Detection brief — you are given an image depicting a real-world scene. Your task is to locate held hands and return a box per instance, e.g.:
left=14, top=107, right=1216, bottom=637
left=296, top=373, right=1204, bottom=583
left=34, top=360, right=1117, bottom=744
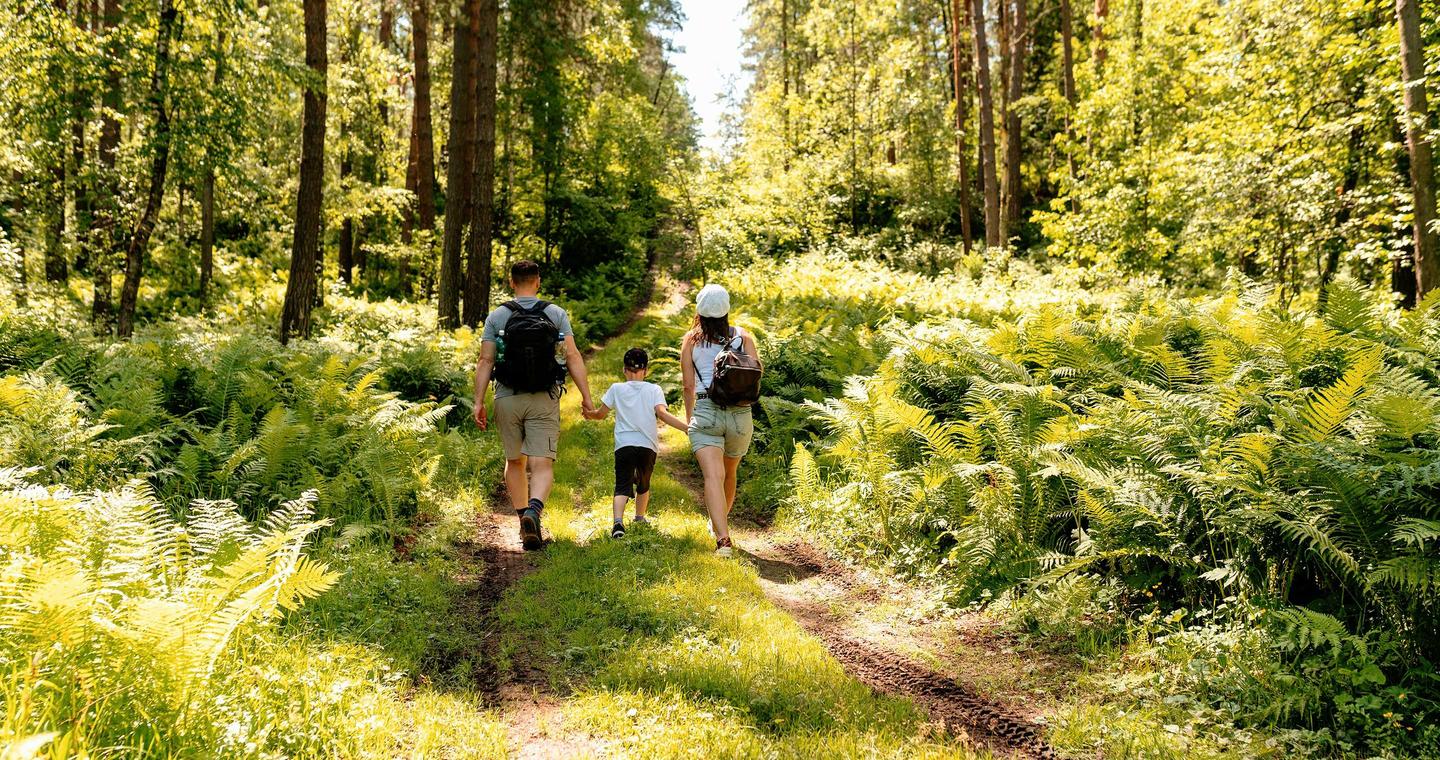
left=581, top=399, right=603, bottom=420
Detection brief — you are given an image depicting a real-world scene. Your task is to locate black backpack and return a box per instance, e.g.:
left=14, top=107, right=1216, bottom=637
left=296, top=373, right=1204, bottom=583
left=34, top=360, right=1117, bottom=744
left=706, top=330, right=763, bottom=407
left=494, top=300, right=566, bottom=393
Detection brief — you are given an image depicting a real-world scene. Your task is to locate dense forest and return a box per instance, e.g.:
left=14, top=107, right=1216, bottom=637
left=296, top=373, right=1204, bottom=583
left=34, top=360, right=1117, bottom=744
left=1, top=0, right=1438, bottom=757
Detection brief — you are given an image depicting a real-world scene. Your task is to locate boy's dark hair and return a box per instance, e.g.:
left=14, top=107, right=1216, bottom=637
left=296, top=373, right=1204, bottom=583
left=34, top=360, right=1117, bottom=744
left=510, top=259, right=541, bottom=285
left=623, top=347, right=649, bottom=371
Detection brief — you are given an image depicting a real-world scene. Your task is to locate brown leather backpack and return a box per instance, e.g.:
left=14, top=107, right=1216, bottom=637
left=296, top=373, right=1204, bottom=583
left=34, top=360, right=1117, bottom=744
left=707, top=331, right=763, bottom=407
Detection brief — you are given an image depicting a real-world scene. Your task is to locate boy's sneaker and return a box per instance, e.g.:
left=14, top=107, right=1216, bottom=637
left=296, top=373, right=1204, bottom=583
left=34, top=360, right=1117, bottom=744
left=519, top=507, right=543, bottom=551
left=715, top=536, right=734, bottom=558
left=611, top=520, right=626, bottom=539
left=632, top=515, right=649, bottom=528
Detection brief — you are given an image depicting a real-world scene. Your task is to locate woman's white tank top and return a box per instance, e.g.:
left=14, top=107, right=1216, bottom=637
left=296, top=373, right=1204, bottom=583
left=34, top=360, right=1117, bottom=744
left=692, top=328, right=742, bottom=389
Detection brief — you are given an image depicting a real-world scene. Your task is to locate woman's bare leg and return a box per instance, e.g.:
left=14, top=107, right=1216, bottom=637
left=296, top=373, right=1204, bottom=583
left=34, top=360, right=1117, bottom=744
left=723, top=455, right=741, bottom=516
left=695, top=446, right=729, bottom=540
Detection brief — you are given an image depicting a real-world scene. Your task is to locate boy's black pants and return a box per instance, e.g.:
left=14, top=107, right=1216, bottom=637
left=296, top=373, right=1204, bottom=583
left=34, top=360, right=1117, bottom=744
left=613, top=445, right=658, bottom=498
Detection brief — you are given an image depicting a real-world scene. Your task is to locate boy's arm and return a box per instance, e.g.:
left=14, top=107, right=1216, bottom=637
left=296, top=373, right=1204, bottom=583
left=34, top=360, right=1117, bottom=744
left=655, top=404, right=687, bottom=432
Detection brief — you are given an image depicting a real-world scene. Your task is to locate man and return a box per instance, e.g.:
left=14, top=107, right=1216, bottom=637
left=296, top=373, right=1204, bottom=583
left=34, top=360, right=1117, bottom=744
left=474, top=259, right=594, bottom=549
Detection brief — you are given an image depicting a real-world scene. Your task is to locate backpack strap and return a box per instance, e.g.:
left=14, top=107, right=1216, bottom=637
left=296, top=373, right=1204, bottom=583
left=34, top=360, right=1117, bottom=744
left=502, top=299, right=551, bottom=314
left=727, top=327, right=744, bottom=353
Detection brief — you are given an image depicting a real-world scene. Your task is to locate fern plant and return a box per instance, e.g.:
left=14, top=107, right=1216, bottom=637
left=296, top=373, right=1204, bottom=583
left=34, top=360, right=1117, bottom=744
left=0, top=471, right=336, bottom=753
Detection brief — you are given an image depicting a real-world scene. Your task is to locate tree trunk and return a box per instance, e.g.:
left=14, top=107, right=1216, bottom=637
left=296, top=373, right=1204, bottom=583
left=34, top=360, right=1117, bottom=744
left=847, top=0, right=860, bottom=235
left=1060, top=0, right=1077, bottom=211
left=463, top=0, right=498, bottom=328
left=1001, top=0, right=1026, bottom=246
left=781, top=0, right=791, bottom=170
left=44, top=0, right=68, bottom=284
left=1395, top=0, right=1438, bottom=300
left=279, top=0, right=328, bottom=344
left=439, top=0, right=478, bottom=329
left=93, top=0, right=121, bottom=329
left=970, top=0, right=1001, bottom=249
left=1318, top=99, right=1364, bottom=310
left=948, top=0, right=974, bottom=253
left=199, top=30, right=224, bottom=302
left=405, top=0, right=436, bottom=295
left=1093, top=0, right=1108, bottom=72
left=116, top=0, right=179, bottom=338
left=70, top=0, right=93, bottom=279
left=338, top=149, right=354, bottom=284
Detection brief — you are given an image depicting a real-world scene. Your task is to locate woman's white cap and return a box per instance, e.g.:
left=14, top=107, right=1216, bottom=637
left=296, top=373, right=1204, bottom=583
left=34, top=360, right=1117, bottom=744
left=696, top=284, right=730, bottom=318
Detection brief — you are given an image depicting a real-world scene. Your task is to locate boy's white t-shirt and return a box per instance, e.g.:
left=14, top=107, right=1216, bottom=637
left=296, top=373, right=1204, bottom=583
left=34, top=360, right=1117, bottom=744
left=601, top=380, right=667, bottom=451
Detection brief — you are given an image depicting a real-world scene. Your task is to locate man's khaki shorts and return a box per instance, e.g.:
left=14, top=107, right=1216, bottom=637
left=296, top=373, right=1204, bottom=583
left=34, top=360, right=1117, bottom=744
left=494, top=392, right=560, bottom=461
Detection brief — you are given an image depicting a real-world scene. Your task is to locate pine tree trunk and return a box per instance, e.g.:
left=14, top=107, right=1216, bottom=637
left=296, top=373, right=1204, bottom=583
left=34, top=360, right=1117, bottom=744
left=463, top=0, right=498, bottom=328
left=1395, top=0, right=1438, bottom=300
left=116, top=0, right=179, bottom=338
left=439, top=0, right=478, bottom=329
left=279, top=0, right=328, bottom=344
left=949, top=0, right=974, bottom=253
left=405, top=0, right=436, bottom=295
left=1001, top=0, right=1026, bottom=246
left=970, top=0, right=1001, bottom=249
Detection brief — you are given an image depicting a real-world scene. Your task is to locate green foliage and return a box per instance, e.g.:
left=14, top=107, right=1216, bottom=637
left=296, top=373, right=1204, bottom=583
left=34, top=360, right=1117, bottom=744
left=0, top=474, right=337, bottom=754
left=712, top=253, right=1440, bottom=755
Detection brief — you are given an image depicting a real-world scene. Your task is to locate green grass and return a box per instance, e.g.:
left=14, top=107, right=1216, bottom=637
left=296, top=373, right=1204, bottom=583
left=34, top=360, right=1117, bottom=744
left=488, top=279, right=983, bottom=758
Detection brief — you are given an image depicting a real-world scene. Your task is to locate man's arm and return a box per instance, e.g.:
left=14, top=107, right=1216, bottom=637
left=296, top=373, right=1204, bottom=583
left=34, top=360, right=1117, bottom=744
left=473, top=340, right=497, bottom=429
left=655, top=404, right=687, bottom=432
left=562, top=335, right=594, bottom=412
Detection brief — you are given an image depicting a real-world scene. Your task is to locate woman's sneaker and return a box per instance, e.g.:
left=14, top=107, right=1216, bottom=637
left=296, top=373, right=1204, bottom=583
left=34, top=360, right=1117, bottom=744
left=611, top=520, right=626, bottom=539
left=715, top=536, right=734, bottom=558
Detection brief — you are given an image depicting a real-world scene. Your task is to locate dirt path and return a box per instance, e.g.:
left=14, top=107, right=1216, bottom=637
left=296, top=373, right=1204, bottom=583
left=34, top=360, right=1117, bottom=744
left=454, top=263, right=673, bottom=758
left=461, top=500, right=606, bottom=759
left=458, top=256, right=1067, bottom=758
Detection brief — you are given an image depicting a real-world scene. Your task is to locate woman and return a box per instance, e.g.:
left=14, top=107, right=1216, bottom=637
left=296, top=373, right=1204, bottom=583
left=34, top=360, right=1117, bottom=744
left=681, top=284, right=761, bottom=558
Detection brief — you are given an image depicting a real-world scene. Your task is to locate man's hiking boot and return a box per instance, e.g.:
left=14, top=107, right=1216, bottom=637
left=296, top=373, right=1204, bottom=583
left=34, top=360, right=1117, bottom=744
left=519, top=507, right=543, bottom=551
left=611, top=520, right=626, bottom=539
left=715, top=536, right=734, bottom=558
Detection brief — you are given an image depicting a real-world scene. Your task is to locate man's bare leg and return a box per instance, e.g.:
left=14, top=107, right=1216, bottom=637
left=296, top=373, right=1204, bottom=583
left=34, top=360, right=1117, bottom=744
left=504, top=455, right=529, bottom=511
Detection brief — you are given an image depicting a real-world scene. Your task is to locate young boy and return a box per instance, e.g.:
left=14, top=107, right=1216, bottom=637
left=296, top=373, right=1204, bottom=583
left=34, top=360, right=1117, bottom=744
left=584, top=348, right=687, bottom=538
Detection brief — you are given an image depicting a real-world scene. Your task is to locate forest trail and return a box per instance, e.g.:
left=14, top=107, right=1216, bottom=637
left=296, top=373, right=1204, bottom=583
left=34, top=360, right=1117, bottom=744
left=457, top=267, right=1069, bottom=759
